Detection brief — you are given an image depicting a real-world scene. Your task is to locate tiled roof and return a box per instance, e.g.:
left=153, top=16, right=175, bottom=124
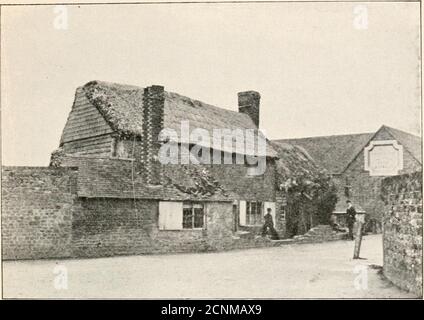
left=274, top=126, right=421, bottom=174
left=55, top=154, right=232, bottom=201
left=383, top=126, right=422, bottom=163
left=274, top=132, right=374, bottom=174
left=81, top=81, right=277, bottom=158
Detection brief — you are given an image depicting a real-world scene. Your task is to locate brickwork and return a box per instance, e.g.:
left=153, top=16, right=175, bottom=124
left=238, top=91, right=260, bottom=127
left=142, top=85, right=165, bottom=185
left=72, top=199, right=235, bottom=257
left=1, top=167, right=78, bottom=260
left=381, top=171, right=422, bottom=296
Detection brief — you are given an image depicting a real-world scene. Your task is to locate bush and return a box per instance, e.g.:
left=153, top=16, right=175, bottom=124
left=280, top=171, right=338, bottom=230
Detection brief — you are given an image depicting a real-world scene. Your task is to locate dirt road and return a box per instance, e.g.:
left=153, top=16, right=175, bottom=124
left=2, top=235, right=418, bottom=299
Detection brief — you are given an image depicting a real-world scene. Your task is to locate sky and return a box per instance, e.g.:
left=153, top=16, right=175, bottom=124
left=1, top=1, right=421, bottom=166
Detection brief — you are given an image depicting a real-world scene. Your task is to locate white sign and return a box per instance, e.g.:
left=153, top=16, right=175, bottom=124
left=364, top=140, right=403, bottom=176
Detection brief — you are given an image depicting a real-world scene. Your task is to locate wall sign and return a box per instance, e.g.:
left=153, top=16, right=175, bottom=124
left=364, top=140, right=403, bottom=176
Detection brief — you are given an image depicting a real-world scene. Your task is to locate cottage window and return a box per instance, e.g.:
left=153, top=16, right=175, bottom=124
left=246, top=201, right=263, bottom=225
left=239, top=201, right=276, bottom=226
left=182, top=203, right=205, bottom=229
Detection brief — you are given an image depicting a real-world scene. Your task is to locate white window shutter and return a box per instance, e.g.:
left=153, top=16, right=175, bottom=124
left=264, top=201, right=276, bottom=223
left=159, top=201, right=183, bottom=230
left=239, top=200, right=247, bottom=226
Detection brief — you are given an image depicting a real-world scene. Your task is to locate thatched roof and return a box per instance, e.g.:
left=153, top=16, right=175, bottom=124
left=271, top=141, right=323, bottom=185
left=80, top=81, right=277, bottom=157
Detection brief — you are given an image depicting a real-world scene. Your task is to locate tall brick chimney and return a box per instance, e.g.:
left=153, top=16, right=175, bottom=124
left=142, top=85, right=165, bottom=185
left=238, top=91, right=260, bottom=128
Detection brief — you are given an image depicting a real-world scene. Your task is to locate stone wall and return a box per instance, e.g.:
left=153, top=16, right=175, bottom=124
left=381, top=171, right=422, bottom=296
left=1, top=166, right=78, bottom=260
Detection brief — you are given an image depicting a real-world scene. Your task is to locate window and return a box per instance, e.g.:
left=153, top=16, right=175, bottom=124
left=183, top=203, right=205, bottom=229
left=246, top=201, right=263, bottom=225
left=239, top=201, right=276, bottom=226
left=159, top=201, right=205, bottom=230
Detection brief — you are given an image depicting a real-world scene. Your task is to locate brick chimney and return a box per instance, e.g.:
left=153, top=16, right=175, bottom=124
left=142, top=85, right=165, bottom=185
left=238, top=91, right=260, bottom=128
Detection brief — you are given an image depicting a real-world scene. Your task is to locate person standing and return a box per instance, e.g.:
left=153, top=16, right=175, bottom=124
left=346, top=200, right=357, bottom=240
left=262, top=208, right=279, bottom=240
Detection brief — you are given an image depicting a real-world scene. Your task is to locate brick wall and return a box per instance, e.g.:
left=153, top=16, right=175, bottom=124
left=208, top=159, right=276, bottom=201
left=3, top=160, right=278, bottom=259
left=1, top=166, right=78, bottom=260
left=381, top=171, right=422, bottom=296
left=72, top=198, right=234, bottom=257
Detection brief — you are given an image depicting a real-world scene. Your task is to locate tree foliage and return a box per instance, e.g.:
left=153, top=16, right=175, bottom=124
left=280, top=170, right=338, bottom=226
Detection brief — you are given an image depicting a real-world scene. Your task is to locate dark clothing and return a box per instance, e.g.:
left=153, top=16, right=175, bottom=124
left=346, top=206, right=357, bottom=240
left=262, top=213, right=279, bottom=240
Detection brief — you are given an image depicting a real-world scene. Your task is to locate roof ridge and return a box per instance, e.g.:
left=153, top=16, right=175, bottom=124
left=84, top=80, right=246, bottom=119
left=83, top=80, right=143, bottom=91
left=382, top=125, right=421, bottom=139
left=165, top=90, right=243, bottom=117
left=273, top=131, right=374, bottom=142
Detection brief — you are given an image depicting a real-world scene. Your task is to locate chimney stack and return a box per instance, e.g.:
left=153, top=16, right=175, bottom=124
left=142, top=85, right=165, bottom=185
left=238, top=91, right=260, bottom=128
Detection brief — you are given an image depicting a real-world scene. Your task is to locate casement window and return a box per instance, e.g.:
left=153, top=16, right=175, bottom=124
left=247, top=201, right=263, bottom=225
left=158, top=201, right=205, bottom=230
left=239, top=201, right=276, bottom=226
left=183, top=203, right=205, bottom=229
left=239, top=201, right=263, bottom=226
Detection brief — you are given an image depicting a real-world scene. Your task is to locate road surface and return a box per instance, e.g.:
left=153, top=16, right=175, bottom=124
left=2, top=235, right=418, bottom=299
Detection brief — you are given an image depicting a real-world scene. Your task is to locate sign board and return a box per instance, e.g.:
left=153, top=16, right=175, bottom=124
left=364, top=140, right=403, bottom=176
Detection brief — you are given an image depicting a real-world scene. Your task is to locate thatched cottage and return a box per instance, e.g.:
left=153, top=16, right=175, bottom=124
left=4, top=81, right=324, bottom=260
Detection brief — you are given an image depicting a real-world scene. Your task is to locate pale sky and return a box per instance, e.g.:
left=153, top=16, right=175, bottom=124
left=1, top=1, right=421, bottom=166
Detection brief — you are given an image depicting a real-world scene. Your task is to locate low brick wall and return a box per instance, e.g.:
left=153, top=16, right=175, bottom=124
left=1, top=166, right=78, bottom=260
left=72, top=199, right=234, bottom=257
left=381, top=171, right=423, bottom=296
left=1, top=167, right=238, bottom=259
left=3, top=165, right=342, bottom=260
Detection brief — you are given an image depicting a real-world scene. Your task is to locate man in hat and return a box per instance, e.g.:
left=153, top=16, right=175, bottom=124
left=346, top=200, right=357, bottom=240
left=262, top=207, right=279, bottom=240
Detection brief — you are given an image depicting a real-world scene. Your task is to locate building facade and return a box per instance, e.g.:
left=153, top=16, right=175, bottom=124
left=3, top=81, right=294, bottom=260
left=274, top=125, right=422, bottom=232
